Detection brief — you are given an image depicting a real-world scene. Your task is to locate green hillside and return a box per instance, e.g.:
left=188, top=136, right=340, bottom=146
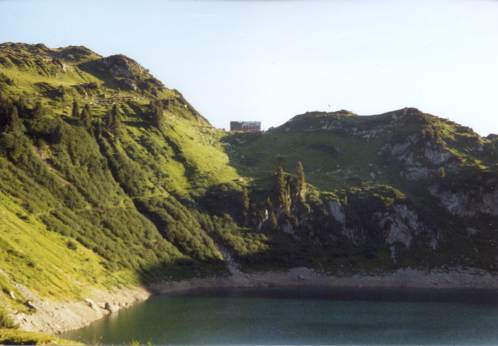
left=0, top=43, right=245, bottom=329
left=0, top=42, right=497, bottom=337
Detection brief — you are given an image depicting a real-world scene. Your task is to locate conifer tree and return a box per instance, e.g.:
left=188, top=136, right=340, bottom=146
left=111, top=104, right=121, bottom=130
left=32, top=101, right=43, bottom=119
left=6, top=105, right=23, bottom=133
left=265, top=196, right=273, bottom=212
left=269, top=211, right=278, bottom=231
left=249, top=202, right=258, bottom=226
left=241, top=188, right=250, bottom=211
left=80, top=104, right=92, bottom=128
left=105, top=104, right=121, bottom=134
left=71, top=99, right=80, bottom=118
left=14, top=97, right=27, bottom=117
left=275, top=165, right=289, bottom=214
left=262, top=196, right=278, bottom=231
left=104, top=108, right=113, bottom=128
left=241, top=188, right=250, bottom=224
left=296, top=161, right=306, bottom=201
left=150, top=100, right=164, bottom=129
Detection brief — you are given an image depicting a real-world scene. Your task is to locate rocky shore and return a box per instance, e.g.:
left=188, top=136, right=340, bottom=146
left=14, top=267, right=498, bottom=335
left=12, top=286, right=150, bottom=334
left=150, top=267, right=498, bottom=294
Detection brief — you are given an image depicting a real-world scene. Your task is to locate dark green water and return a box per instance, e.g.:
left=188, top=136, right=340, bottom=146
left=63, top=288, right=498, bottom=345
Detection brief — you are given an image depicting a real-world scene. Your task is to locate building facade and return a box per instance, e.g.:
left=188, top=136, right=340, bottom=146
left=230, top=121, right=261, bottom=132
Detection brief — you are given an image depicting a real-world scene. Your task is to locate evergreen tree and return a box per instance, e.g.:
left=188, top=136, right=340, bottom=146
left=269, top=211, right=278, bottom=231
left=275, top=165, right=289, bottom=214
left=262, top=196, right=278, bottom=231
left=71, top=99, right=80, bottom=118
left=6, top=105, right=23, bottom=133
left=57, top=86, right=65, bottom=101
left=32, top=101, right=43, bottom=119
left=80, top=104, right=92, bottom=128
left=296, top=161, right=306, bottom=201
left=105, top=104, right=122, bottom=134
left=14, top=97, right=27, bottom=117
left=150, top=100, right=164, bottom=128
left=265, top=196, right=273, bottom=212
left=249, top=202, right=258, bottom=226
left=241, top=188, right=250, bottom=211
left=240, top=188, right=250, bottom=224
left=111, top=104, right=121, bottom=130
left=104, top=108, right=113, bottom=128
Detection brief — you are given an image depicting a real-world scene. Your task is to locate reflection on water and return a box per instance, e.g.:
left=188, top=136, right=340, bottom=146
left=63, top=287, right=498, bottom=345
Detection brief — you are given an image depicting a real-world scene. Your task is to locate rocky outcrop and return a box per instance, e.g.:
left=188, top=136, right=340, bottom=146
left=54, top=45, right=100, bottom=62
left=376, top=205, right=422, bottom=248
left=79, top=54, right=164, bottom=94
left=327, top=199, right=345, bottom=226
left=429, top=183, right=498, bottom=217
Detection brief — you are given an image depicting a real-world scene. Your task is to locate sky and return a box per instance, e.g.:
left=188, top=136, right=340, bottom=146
left=0, top=0, right=497, bottom=135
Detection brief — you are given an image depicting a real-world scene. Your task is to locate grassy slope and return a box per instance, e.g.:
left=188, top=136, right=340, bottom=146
left=224, top=109, right=495, bottom=191
left=0, top=328, right=80, bottom=345
left=223, top=130, right=387, bottom=190
left=0, top=43, right=244, bottom=333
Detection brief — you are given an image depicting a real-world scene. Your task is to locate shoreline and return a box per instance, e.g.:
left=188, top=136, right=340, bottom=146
left=149, top=267, right=498, bottom=294
left=13, top=286, right=150, bottom=335
left=14, top=267, right=498, bottom=335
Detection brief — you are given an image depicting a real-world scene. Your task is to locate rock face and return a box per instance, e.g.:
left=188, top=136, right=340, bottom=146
left=328, top=199, right=346, bottom=226
left=429, top=180, right=498, bottom=217
left=79, top=54, right=164, bottom=94
left=377, top=204, right=424, bottom=248
left=54, top=45, right=100, bottom=62
left=0, top=42, right=100, bottom=76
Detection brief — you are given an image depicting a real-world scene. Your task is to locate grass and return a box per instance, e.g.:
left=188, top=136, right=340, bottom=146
left=0, top=308, right=16, bottom=329
left=0, top=329, right=81, bottom=345
left=0, top=190, right=133, bottom=302
left=223, top=129, right=387, bottom=191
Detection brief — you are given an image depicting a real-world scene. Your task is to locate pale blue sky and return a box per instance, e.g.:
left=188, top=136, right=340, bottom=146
left=0, top=0, right=497, bottom=135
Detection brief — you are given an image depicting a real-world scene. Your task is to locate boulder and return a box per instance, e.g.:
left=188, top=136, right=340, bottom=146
left=104, top=302, right=116, bottom=313
left=25, top=300, right=37, bottom=310
left=84, top=299, right=97, bottom=311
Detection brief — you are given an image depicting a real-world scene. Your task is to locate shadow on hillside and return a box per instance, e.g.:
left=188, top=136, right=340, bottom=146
left=220, top=131, right=275, bottom=182
left=125, top=120, right=149, bottom=128
left=136, top=258, right=229, bottom=288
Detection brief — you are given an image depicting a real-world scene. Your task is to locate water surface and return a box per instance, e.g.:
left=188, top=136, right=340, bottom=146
left=64, top=287, right=498, bottom=345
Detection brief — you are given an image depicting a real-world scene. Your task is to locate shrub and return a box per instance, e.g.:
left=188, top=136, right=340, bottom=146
left=0, top=308, right=16, bottom=329
left=66, top=240, right=78, bottom=251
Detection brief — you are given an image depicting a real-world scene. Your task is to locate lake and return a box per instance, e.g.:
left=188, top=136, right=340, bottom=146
left=63, top=287, right=498, bottom=345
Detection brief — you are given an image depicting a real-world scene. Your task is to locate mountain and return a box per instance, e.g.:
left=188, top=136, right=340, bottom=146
left=0, top=43, right=497, bottom=338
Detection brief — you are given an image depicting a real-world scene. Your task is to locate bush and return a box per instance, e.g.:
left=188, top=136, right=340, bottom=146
left=66, top=240, right=78, bottom=251
left=0, top=308, right=16, bottom=329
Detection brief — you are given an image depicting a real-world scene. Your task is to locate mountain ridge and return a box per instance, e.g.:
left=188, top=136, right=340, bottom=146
left=0, top=43, right=497, bottom=338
